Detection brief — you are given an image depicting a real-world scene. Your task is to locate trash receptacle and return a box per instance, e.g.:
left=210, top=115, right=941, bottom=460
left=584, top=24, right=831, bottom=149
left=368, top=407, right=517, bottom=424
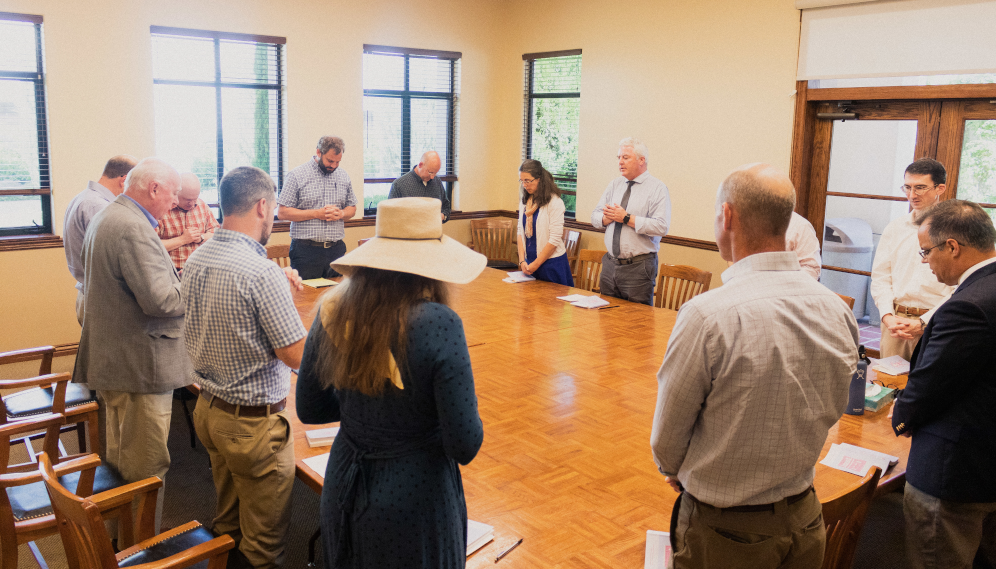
left=821, top=218, right=874, bottom=319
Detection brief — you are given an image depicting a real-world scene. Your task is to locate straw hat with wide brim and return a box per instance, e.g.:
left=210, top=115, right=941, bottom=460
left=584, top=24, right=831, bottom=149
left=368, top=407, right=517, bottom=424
left=331, top=197, right=487, bottom=284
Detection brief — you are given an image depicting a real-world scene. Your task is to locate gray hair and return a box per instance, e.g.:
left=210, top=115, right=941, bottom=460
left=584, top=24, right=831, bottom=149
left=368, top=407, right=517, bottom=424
left=718, top=164, right=796, bottom=239
left=317, top=136, right=345, bottom=155
left=220, top=166, right=277, bottom=217
left=915, top=199, right=996, bottom=251
left=619, top=137, right=649, bottom=163
left=124, top=158, right=180, bottom=195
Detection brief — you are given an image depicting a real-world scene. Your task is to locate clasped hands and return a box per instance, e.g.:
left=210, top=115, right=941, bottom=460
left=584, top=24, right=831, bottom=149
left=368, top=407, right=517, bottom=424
left=602, top=203, right=629, bottom=225
left=318, top=204, right=345, bottom=221
left=882, top=314, right=924, bottom=340
left=283, top=266, right=304, bottom=291
left=519, top=259, right=540, bottom=275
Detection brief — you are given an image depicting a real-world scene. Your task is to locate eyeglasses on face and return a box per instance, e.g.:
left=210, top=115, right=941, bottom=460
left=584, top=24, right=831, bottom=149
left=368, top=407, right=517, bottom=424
left=918, top=240, right=960, bottom=259
left=901, top=184, right=938, bottom=196
left=519, top=178, right=537, bottom=185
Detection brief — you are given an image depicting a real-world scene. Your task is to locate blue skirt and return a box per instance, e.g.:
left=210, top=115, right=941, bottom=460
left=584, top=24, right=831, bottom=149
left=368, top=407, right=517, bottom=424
left=530, top=252, right=574, bottom=286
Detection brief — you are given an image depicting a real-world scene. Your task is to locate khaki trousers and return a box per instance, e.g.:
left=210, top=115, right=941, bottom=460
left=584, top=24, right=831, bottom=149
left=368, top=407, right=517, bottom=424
left=100, top=390, right=173, bottom=533
left=193, top=397, right=295, bottom=569
left=75, top=289, right=85, bottom=326
left=878, top=321, right=917, bottom=360
left=905, top=482, right=996, bottom=569
left=673, top=491, right=825, bottom=569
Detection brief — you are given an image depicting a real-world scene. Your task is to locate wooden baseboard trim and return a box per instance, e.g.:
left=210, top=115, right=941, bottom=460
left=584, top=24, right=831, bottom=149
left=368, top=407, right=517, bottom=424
left=0, top=234, right=64, bottom=252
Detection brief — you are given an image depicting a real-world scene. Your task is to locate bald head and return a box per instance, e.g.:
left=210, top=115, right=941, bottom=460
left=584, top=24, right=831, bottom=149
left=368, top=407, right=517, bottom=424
left=415, top=151, right=442, bottom=182
left=124, top=158, right=182, bottom=220
left=178, top=172, right=202, bottom=211
left=718, top=163, right=796, bottom=238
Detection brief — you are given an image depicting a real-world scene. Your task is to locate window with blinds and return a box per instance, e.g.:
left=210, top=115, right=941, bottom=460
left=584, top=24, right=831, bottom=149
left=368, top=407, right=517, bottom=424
left=151, top=26, right=286, bottom=212
left=523, top=50, right=581, bottom=216
left=362, top=45, right=460, bottom=215
left=0, top=13, right=51, bottom=237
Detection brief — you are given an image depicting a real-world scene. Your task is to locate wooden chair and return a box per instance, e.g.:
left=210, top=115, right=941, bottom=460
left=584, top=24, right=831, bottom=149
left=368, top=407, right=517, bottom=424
left=836, top=293, right=856, bottom=310
left=357, top=238, right=371, bottom=247
left=265, top=244, right=291, bottom=268
left=38, top=451, right=234, bottom=569
left=654, top=264, right=712, bottom=311
left=574, top=250, right=605, bottom=292
left=562, top=229, right=581, bottom=277
left=468, top=218, right=518, bottom=269
left=820, top=466, right=882, bottom=569
left=1, top=414, right=149, bottom=569
left=0, top=351, right=100, bottom=456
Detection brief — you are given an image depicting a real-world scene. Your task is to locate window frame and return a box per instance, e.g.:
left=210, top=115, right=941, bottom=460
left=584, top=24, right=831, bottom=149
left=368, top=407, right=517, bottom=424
left=0, top=12, right=52, bottom=238
left=150, top=25, right=287, bottom=211
left=362, top=44, right=460, bottom=217
left=522, top=49, right=582, bottom=218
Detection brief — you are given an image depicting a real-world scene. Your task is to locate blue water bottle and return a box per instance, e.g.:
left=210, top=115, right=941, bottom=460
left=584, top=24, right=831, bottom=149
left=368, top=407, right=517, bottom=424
left=845, top=345, right=868, bottom=415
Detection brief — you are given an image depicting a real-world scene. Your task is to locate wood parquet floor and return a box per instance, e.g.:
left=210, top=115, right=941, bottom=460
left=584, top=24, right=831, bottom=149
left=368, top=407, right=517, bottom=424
left=289, top=268, right=910, bottom=567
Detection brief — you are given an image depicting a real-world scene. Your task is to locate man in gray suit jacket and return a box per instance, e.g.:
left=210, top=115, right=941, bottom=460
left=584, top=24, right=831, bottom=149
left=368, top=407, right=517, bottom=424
left=73, top=157, right=188, bottom=531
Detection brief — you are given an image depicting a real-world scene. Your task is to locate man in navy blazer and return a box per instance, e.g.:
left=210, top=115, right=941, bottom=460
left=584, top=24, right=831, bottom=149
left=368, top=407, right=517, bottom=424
left=892, top=199, right=996, bottom=569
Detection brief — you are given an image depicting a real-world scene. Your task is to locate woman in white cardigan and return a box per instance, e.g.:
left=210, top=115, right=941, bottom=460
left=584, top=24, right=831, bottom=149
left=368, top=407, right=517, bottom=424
left=516, top=159, right=574, bottom=286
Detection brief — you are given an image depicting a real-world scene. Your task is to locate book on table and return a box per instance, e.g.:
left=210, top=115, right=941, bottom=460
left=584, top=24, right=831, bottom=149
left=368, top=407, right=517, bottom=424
left=820, top=442, right=899, bottom=477
left=644, top=530, right=672, bottom=568
left=305, top=426, right=339, bottom=448
left=302, top=278, right=338, bottom=288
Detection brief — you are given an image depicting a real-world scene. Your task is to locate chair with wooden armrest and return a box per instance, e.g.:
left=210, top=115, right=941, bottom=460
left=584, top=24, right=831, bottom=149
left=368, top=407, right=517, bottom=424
left=0, top=362, right=99, bottom=456
left=1, top=414, right=149, bottom=569
left=574, top=250, right=605, bottom=293
left=468, top=218, right=519, bottom=269
left=835, top=293, right=856, bottom=310
left=265, top=244, right=291, bottom=268
left=357, top=237, right=371, bottom=247
left=39, top=452, right=234, bottom=569
left=562, top=229, right=581, bottom=277
left=654, top=264, right=713, bottom=311
left=820, top=466, right=882, bottom=569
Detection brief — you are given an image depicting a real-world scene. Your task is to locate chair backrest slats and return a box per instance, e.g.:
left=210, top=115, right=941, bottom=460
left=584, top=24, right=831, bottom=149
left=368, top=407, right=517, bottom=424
left=654, top=264, right=712, bottom=311
left=470, top=219, right=517, bottom=264
left=265, top=244, right=291, bottom=268
left=575, top=250, right=605, bottom=292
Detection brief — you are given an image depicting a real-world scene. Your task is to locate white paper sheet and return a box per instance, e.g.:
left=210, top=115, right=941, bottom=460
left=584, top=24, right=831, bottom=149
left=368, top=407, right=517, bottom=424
left=503, top=271, right=537, bottom=283
left=571, top=295, right=610, bottom=309
left=557, top=294, right=588, bottom=302
left=820, top=443, right=898, bottom=477
left=869, top=355, right=910, bottom=376
left=302, top=453, right=330, bottom=479
left=645, top=530, right=672, bottom=569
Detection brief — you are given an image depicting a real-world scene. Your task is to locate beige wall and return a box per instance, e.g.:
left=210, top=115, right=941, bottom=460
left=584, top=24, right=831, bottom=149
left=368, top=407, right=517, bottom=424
left=0, top=0, right=802, bottom=353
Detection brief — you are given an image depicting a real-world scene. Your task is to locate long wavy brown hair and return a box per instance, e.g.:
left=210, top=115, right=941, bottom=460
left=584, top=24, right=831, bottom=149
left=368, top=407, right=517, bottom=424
left=316, top=267, right=450, bottom=396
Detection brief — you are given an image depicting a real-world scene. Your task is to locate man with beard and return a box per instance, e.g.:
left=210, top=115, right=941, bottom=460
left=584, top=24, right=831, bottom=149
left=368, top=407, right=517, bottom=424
left=182, top=166, right=307, bottom=569
left=277, top=135, right=357, bottom=278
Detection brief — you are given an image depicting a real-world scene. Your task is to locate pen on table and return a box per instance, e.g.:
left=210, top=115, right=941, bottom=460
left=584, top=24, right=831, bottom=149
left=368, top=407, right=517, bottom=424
left=495, top=538, right=523, bottom=563
left=597, top=305, right=619, bottom=310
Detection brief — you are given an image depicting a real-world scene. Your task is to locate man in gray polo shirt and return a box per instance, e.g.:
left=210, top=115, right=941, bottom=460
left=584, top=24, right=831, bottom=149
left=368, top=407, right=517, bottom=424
left=591, top=137, right=672, bottom=305
left=276, top=135, right=357, bottom=279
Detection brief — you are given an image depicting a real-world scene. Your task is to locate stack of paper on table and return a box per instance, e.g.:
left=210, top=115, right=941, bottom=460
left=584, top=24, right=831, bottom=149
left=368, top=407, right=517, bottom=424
left=302, top=453, right=329, bottom=478
left=644, top=530, right=672, bottom=569
left=466, top=520, right=494, bottom=556
left=820, top=442, right=899, bottom=477
left=305, top=426, right=339, bottom=448
left=302, top=278, right=338, bottom=288
left=869, top=355, right=910, bottom=376
left=557, top=293, right=610, bottom=309
left=503, top=271, right=536, bottom=283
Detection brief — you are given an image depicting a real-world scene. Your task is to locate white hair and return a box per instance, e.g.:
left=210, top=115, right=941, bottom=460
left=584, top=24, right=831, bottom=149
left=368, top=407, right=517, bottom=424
left=125, top=158, right=180, bottom=195
left=618, top=137, right=649, bottom=163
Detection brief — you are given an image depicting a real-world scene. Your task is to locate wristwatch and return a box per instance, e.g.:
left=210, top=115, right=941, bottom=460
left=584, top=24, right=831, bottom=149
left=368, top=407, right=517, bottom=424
left=622, top=214, right=631, bottom=225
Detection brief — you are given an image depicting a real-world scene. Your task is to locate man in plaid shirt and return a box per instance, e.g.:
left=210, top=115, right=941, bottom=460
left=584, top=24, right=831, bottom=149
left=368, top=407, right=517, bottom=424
left=277, top=135, right=357, bottom=279
left=157, top=172, right=219, bottom=271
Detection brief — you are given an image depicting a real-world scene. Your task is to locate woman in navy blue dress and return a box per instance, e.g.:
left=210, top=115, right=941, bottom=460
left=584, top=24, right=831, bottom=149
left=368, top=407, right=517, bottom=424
left=516, top=159, right=574, bottom=286
left=296, top=197, right=487, bottom=569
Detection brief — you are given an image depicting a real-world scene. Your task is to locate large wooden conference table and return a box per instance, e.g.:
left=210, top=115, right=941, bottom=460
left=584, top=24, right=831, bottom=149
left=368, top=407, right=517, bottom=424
left=285, top=268, right=910, bottom=567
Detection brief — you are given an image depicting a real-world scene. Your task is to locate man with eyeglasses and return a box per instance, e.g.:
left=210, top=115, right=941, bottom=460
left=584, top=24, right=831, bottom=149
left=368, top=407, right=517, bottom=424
left=891, top=199, right=996, bottom=569
left=870, top=158, right=954, bottom=359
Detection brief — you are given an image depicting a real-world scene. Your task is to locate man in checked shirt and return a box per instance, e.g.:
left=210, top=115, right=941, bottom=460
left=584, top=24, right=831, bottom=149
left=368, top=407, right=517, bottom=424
left=156, top=172, right=219, bottom=273
left=277, top=135, right=358, bottom=279
left=183, top=166, right=307, bottom=569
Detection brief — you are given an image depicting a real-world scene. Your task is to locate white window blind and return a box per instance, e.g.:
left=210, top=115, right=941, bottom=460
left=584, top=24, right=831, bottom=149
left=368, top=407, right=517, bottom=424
left=798, top=0, right=996, bottom=80
left=151, top=26, right=286, bottom=209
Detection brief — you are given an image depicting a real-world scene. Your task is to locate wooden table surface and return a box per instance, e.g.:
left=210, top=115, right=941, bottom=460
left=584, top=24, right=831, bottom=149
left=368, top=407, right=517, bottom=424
left=286, top=268, right=910, bottom=568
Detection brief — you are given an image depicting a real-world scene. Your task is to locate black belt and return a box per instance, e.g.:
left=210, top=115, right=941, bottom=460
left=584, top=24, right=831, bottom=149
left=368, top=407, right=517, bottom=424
left=710, top=486, right=814, bottom=513
left=607, top=252, right=655, bottom=265
left=199, top=391, right=286, bottom=417
left=295, top=238, right=341, bottom=248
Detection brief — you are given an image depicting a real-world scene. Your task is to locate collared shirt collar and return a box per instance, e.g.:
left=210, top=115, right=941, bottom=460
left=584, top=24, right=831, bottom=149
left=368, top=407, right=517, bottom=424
left=957, top=256, right=996, bottom=285
left=122, top=195, right=159, bottom=228
left=721, top=251, right=801, bottom=284
left=88, top=180, right=116, bottom=202
left=627, top=170, right=651, bottom=185
left=212, top=228, right=267, bottom=257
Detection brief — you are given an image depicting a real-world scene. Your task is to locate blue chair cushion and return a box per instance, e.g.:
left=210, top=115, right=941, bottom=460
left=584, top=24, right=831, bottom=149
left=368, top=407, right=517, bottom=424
left=118, top=524, right=217, bottom=569
left=4, top=384, right=97, bottom=418
left=6, top=464, right=127, bottom=522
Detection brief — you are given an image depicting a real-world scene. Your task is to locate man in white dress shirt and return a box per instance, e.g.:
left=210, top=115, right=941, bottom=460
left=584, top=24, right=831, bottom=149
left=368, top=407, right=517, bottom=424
left=870, top=158, right=955, bottom=359
left=651, top=163, right=858, bottom=569
left=786, top=212, right=822, bottom=280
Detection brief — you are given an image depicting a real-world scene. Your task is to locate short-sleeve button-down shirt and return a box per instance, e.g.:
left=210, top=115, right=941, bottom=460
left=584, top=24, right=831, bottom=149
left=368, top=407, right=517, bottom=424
left=181, top=229, right=308, bottom=406
left=64, top=181, right=117, bottom=291
left=156, top=199, right=220, bottom=270
left=590, top=171, right=672, bottom=258
left=277, top=159, right=357, bottom=241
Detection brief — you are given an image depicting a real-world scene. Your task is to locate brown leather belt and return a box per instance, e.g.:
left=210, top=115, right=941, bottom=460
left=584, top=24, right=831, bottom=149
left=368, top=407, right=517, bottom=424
left=199, top=392, right=286, bottom=417
left=894, top=303, right=929, bottom=317
left=606, top=252, right=655, bottom=265
left=711, top=486, right=814, bottom=513
left=296, top=239, right=341, bottom=248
